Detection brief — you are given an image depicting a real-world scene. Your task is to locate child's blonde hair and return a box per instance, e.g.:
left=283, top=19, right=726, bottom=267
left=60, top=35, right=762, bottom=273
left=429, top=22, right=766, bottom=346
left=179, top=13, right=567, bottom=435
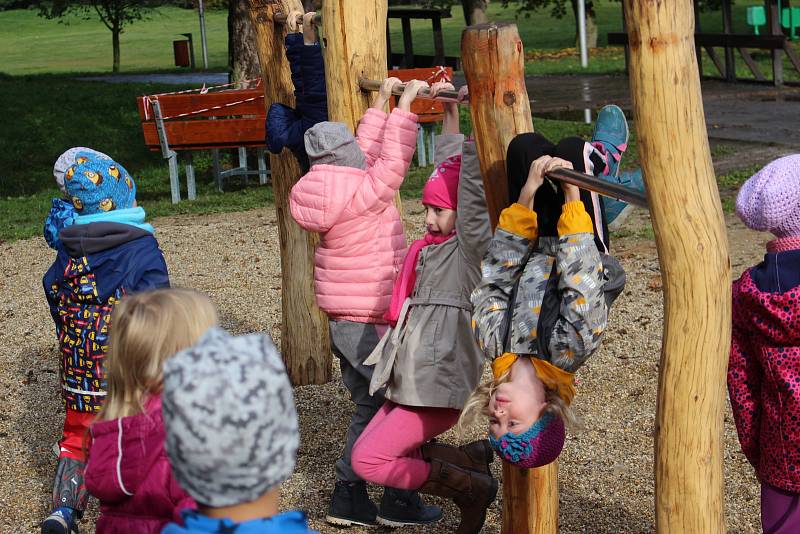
left=97, top=288, right=218, bottom=421
left=458, top=370, right=581, bottom=435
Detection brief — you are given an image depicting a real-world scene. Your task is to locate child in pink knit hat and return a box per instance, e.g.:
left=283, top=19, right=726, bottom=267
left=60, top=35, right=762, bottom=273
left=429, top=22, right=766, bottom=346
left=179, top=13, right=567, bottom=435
left=728, top=154, right=800, bottom=534
left=351, top=82, right=499, bottom=534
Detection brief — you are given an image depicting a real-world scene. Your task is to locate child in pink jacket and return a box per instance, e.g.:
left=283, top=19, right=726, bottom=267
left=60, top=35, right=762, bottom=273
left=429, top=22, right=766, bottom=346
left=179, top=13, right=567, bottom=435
left=289, top=78, right=441, bottom=528
left=83, top=289, right=218, bottom=534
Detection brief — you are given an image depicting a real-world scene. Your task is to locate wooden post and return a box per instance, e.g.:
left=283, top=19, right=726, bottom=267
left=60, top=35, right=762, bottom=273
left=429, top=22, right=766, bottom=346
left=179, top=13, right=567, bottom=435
left=249, top=0, right=331, bottom=385
left=623, top=1, right=730, bottom=532
left=462, top=23, right=558, bottom=534
left=768, top=0, right=785, bottom=85
left=320, top=1, right=389, bottom=132
left=721, top=0, right=736, bottom=82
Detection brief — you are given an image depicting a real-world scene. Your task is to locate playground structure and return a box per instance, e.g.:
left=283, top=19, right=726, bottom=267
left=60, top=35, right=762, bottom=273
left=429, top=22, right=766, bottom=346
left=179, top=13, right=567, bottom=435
left=249, top=0, right=730, bottom=532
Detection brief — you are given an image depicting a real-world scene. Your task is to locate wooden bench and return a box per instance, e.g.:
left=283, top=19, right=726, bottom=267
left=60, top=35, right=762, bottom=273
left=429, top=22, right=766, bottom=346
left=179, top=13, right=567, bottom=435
left=137, top=83, right=270, bottom=203
left=388, top=66, right=454, bottom=167
left=608, top=31, right=800, bottom=84
left=387, top=7, right=460, bottom=69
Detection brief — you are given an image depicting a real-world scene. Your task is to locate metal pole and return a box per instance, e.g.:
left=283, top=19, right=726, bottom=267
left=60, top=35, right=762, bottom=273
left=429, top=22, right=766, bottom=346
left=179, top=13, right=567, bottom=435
left=577, top=0, right=589, bottom=68
left=547, top=167, right=648, bottom=208
left=358, top=77, right=465, bottom=103
left=198, top=0, right=209, bottom=70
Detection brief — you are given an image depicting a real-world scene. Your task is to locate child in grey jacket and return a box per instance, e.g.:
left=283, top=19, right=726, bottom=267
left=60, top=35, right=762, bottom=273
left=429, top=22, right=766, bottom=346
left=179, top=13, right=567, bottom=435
left=467, top=133, right=626, bottom=470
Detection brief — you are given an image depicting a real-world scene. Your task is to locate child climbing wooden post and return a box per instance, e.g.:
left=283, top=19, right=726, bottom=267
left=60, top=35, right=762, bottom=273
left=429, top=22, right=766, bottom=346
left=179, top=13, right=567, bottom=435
left=248, top=0, right=331, bottom=385
left=623, top=0, right=730, bottom=531
left=461, top=22, right=559, bottom=534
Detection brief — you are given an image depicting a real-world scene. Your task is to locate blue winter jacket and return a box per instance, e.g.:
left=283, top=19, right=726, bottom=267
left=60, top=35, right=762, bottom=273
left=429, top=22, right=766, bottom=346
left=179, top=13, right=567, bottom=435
left=266, top=32, right=328, bottom=172
left=43, top=212, right=170, bottom=412
left=162, top=509, right=317, bottom=533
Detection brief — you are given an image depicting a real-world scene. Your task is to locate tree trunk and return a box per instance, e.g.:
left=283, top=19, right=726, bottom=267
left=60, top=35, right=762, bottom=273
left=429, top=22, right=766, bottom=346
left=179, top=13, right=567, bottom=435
left=461, top=0, right=489, bottom=26
left=623, top=0, right=730, bottom=531
left=112, top=25, right=121, bottom=73
left=229, top=0, right=261, bottom=85
left=248, top=0, right=332, bottom=385
left=570, top=0, right=598, bottom=49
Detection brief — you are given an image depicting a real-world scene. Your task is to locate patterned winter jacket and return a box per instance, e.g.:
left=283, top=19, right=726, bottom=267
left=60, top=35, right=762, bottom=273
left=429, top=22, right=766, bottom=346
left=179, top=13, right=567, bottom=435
left=43, top=213, right=170, bottom=412
left=289, top=108, right=416, bottom=323
left=471, top=201, right=625, bottom=398
left=728, top=240, right=800, bottom=493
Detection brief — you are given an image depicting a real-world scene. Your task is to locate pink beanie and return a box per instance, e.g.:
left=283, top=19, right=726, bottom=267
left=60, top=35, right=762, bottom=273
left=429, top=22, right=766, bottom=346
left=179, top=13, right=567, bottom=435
left=736, top=155, right=800, bottom=237
left=422, top=155, right=461, bottom=210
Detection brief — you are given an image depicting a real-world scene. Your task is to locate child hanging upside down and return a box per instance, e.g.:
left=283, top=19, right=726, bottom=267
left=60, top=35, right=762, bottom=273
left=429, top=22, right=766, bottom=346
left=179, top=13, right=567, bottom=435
left=465, top=129, right=627, bottom=470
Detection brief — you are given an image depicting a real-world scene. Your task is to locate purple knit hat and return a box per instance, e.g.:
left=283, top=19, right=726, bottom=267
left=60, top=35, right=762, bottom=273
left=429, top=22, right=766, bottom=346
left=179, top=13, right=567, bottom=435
left=736, top=155, right=800, bottom=237
left=489, top=412, right=566, bottom=468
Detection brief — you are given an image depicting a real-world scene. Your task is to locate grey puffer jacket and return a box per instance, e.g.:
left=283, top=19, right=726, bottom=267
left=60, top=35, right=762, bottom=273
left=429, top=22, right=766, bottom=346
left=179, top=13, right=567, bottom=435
left=364, top=134, right=491, bottom=409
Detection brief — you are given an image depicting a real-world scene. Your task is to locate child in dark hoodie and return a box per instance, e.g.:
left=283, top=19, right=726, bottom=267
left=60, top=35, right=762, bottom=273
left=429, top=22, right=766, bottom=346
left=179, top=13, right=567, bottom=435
left=41, top=152, right=170, bottom=534
left=265, top=10, right=327, bottom=173
left=84, top=289, right=217, bottom=533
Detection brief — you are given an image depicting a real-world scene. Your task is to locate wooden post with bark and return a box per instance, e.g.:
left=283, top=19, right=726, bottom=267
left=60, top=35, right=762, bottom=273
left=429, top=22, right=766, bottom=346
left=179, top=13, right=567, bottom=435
left=462, top=22, right=559, bottom=534
left=623, top=1, right=730, bottom=531
left=248, top=0, right=331, bottom=385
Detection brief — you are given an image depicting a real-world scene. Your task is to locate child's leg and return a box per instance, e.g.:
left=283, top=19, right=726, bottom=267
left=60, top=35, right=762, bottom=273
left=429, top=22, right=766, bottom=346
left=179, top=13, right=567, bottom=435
left=351, top=403, right=460, bottom=490
left=761, top=482, right=800, bottom=534
left=554, top=136, right=611, bottom=253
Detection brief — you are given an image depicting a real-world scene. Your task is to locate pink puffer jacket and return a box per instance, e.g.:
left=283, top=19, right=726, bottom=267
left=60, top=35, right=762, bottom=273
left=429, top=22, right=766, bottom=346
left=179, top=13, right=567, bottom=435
left=290, top=108, right=417, bottom=323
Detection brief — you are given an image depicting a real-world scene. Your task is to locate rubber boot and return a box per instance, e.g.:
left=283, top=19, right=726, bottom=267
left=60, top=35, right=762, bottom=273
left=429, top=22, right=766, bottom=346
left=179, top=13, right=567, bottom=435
left=42, top=457, right=88, bottom=534
left=418, top=458, right=498, bottom=534
left=421, top=439, right=494, bottom=475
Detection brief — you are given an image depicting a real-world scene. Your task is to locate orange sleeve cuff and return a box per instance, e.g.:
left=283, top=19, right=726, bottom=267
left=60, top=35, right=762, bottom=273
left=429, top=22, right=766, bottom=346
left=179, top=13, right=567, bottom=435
left=557, top=201, right=593, bottom=236
left=498, top=203, right=538, bottom=240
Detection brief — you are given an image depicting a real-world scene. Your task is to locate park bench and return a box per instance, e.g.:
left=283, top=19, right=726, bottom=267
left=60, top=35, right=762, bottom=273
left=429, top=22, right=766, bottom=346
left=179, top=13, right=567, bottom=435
left=136, top=81, right=270, bottom=204
left=388, top=66, right=454, bottom=167
left=608, top=31, right=800, bottom=83
left=387, top=7, right=460, bottom=69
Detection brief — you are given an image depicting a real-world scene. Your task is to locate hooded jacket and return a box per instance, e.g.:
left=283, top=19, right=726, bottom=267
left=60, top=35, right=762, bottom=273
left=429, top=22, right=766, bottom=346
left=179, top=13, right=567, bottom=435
left=42, top=216, right=170, bottom=412
left=289, top=107, right=416, bottom=323
left=728, top=245, right=800, bottom=492
left=85, top=395, right=195, bottom=533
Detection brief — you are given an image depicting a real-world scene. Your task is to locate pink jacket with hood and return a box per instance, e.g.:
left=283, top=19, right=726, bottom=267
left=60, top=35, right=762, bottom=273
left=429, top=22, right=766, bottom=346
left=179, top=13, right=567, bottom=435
left=85, top=394, right=195, bottom=533
left=289, top=107, right=418, bottom=323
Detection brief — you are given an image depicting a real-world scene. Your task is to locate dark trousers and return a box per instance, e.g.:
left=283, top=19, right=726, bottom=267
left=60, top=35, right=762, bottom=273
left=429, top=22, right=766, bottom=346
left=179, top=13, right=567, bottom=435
left=329, top=320, right=386, bottom=483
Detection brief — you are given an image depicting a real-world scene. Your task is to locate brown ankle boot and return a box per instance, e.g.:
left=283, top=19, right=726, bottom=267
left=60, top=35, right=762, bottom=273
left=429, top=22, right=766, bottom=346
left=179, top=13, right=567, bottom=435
left=421, top=439, right=494, bottom=475
left=418, top=458, right=498, bottom=534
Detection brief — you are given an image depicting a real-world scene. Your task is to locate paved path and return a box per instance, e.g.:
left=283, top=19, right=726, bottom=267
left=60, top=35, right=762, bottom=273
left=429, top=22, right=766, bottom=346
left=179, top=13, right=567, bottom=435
left=83, top=72, right=800, bottom=148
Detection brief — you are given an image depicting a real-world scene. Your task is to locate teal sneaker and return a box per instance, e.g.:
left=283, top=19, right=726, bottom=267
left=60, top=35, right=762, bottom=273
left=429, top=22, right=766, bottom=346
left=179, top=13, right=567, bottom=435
left=604, top=169, right=646, bottom=230
left=591, top=104, right=629, bottom=178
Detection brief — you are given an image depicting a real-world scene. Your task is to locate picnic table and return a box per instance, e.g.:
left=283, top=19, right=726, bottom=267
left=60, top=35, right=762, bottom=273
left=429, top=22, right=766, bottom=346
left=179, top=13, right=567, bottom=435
left=387, top=7, right=460, bottom=69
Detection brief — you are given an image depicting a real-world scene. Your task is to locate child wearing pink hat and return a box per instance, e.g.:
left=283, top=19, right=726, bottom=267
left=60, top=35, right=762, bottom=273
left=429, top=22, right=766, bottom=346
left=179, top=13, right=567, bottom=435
left=351, top=82, right=497, bottom=534
left=728, top=155, right=800, bottom=534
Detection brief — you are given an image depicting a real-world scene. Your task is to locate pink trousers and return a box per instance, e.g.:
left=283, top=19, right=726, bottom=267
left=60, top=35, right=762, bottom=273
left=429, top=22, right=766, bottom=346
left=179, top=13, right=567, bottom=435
left=351, top=401, right=460, bottom=490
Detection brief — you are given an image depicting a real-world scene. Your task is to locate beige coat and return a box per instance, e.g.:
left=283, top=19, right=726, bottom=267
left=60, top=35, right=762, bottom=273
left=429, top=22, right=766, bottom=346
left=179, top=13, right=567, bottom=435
left=365, top=134, right=491, bottom=409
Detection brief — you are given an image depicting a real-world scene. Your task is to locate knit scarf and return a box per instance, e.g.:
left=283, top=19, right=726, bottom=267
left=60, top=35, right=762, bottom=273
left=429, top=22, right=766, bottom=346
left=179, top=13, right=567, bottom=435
left=384, top=231, right=454, bottom=325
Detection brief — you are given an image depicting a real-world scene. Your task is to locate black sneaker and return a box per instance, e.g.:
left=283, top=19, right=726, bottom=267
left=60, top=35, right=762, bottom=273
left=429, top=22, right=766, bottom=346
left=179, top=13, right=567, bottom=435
left=325, top=480, right=378, bottom=527
left=41, top=507, right=79, bottom=534
left=376, top=487, right=443, bottom=527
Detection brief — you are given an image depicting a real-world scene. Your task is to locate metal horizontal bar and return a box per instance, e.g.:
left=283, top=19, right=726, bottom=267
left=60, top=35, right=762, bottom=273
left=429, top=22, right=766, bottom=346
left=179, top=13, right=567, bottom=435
left=273, top=12, right=322, bottom=25
left=358, top=78, right=468, bottom=104
left=546, top=167, right=648, bottom=208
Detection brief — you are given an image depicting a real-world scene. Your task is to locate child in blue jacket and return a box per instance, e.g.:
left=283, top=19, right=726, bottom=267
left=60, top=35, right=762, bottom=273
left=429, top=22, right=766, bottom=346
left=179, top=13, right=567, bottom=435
left=266, top=11, right=328, bottom=173
left=41, top=151, right=170, bottom=534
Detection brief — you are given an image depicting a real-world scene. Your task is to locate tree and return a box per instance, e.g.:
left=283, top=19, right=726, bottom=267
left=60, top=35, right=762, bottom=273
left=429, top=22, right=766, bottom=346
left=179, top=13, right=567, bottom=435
left=37, top=0, right=167, bottom=73
left=228, top=0, right=260, bottom=85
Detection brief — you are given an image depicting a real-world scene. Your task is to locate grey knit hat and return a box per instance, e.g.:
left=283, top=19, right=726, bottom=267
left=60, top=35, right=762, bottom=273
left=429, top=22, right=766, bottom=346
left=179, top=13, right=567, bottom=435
left=304, top=121, right=367, bottom=169
left=162, top=327, right=299, bottom=508
left=53, top=147, right=109, bottom=194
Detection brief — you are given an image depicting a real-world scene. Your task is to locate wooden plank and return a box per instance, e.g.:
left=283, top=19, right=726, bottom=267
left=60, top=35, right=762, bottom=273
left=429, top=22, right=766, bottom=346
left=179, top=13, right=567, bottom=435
left=141, top=90, right=265, bottom=120
left=784, top=41, right=800, bottom=74
left=142, top=118, right=265, bottom=148
left=738, top=47, right=768, bottom=81
left=387, top=66, right=453, bottom=117
left=623, top=0, right=730, bottom=531
left=387, top=7, right=451, bottom=19
left=704, top=46, right=726, bottom=77
left=608, top=31, right=785, bottom=49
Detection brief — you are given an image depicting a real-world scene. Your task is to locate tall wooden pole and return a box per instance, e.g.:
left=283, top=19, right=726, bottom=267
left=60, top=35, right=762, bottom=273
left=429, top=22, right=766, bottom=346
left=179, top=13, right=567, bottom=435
left=249, top=0, right=331, bottom=385
left=623, top=1, right=730, bottom=532
left=462, top=23, right=558, bottom=534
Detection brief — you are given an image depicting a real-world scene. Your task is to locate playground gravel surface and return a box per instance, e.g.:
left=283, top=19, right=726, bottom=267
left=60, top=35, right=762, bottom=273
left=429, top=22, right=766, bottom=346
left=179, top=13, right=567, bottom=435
left=0, top=201, right=767, bottom=533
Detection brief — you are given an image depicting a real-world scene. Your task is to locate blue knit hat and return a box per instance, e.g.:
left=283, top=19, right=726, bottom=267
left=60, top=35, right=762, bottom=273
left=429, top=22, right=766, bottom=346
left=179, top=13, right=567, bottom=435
left=64, top=152, right=136, bottom=215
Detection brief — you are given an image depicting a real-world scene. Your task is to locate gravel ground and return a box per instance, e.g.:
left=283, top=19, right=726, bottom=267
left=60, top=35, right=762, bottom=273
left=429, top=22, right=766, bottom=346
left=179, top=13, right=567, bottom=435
left=0, top=199, right=769, bottom=533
